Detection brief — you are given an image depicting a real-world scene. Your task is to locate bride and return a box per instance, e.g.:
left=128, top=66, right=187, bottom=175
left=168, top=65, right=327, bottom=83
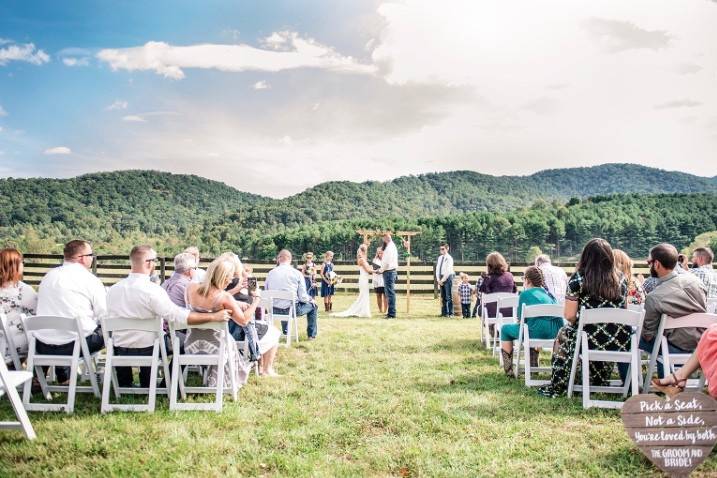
left=332, top=244, right=374, bottom=318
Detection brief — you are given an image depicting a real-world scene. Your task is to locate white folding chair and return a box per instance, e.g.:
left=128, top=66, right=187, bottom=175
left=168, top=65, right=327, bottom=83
left=22, top=315, right=101, bottom=413
left=0, top=358, right=35, bottom=439
left=480, top=292, right=517, bottom=349
left=169, top=321, right=238, bottom=412
left=643, top=313, right=717, bottom=393
left=263, top=290, right=299, bottom=347
left=0, top=312, right=25, bottom=371
left=494, top=296, right=518, bottom=361
left=514, top=303, right=564, bottom=386
left=627, top=303, right=644, bottom=312
left=100, top=317, right=171, bottom=413
left=567, top=307, right=644, bottom=409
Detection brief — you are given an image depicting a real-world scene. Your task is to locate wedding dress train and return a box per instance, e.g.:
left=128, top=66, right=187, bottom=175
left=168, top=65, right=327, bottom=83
left=332, top=267, right=371, bottom=318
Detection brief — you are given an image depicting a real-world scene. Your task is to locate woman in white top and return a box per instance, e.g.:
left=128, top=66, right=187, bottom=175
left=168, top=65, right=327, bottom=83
left=0, top=248, right=37, bottom=365
left=372, top=247, right=387, bottom=314
left=333, top=244, right=374, bottom=318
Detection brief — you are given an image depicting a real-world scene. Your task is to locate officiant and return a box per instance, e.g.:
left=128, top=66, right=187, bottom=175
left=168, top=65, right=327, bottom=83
left=435, top=242, right=455, bottom=317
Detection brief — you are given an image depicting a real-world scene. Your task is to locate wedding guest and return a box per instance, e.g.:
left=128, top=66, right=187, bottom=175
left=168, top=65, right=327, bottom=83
left=299, top=252, right=317, bottom=299
left=458, top=273, right=474, bottom=319
left=35, top=240, right=106, bottom=384
left=436, top=243, right=455, bottom=318
left=640, top=244, right=706, bottom=368
left=537, top=238, right=630, bottom=398
left=479, top=252, right=517, bottom=318
left=185, top=257, right=258, bottom=385
left=372, top=247, right=387, bottom=314
left=0, top=248, right=37, bottom=365
left=691, top=247, right=717, bottom=298
left=265, top=249, right=319, bottom=339
left=320, top=251, right=335, bottom=313
left=534, top=254, right=568, bottom=303
left=678, top=253, right=689, bottom=272
left=500, top=266, right=562, bottom=376
left=644, top=251, right=689, bottom=294
left=378, top=232, right=399, bottom=319
left=162, top=252, right=197, bottom=308
left=184, top=246, right=207, bottom=284
left=613, top=249, right=645, bottom=305
left=652, top=324, right=717, bottom=398
left=472, top=272, right=487, bottom=318
left=108, top=246, right=229, bottom=387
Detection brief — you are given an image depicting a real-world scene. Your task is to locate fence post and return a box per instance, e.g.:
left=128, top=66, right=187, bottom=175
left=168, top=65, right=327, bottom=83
left=433, top=262, right=438, bottom=299
left=160, top=257, right=167, bottom=284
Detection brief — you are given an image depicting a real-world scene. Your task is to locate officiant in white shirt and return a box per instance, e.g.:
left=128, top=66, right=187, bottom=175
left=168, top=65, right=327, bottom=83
left=435, top=243, right=455, bottom=317
left=107, top=245, right=229, bottom=388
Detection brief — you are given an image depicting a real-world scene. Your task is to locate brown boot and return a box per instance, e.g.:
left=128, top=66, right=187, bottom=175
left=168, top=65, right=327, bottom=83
left=530, top=348, right=539, bottom=368
left=501, top=350, right=514, bottom=377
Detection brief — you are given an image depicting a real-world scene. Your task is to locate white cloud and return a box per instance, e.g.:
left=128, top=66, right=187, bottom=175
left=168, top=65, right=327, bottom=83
left=122, top=115, right=146, bottom=122
left=253, top=80, right=270, bottom=90
left=0, top=42, right=50, bottom=66
left=583, top=18, right=670, bottom=53
left=654, top=99, right=702, bottom=110
left=62, top=57, right=90, bottom=67
left=44, top=146, right=71, bottom=155
left=106, top=100, right=128, bottom=110
left=96, top=33, right=376, bottom=80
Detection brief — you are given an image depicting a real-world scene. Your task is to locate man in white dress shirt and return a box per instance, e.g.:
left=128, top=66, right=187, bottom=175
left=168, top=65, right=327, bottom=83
left=264, top=249, right=319, bottom=339
left=35, top=240, right=107, bottom=384
left=436, top=243, right=455, bottom=317
left=108, top=245, right=229, bottom=387
left=534, top=254, right=568, bottom=303
left=378, top=232, right=399, bottom=319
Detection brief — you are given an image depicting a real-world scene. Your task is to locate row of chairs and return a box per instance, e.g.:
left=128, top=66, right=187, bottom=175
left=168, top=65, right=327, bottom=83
left=0, top=289, right=303, bottom=439
left=480, top=292, right=717, bottom=409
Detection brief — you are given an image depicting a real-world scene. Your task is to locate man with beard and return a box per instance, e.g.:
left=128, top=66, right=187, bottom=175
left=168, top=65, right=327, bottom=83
left=640, top=243, right=707, bottom=362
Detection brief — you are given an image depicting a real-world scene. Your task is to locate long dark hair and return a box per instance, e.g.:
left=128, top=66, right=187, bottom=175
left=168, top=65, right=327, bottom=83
left=576, top=238, right=622, bottom=301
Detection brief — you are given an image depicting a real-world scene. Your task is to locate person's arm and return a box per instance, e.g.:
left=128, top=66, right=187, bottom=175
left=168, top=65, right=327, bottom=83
left=641, top=295, right=660, bottom=342
left=440, top=256, right=454, bottom=283
left=220, top=292, right=259, bottom=327
left=91, top=276, right=108, bottom=319
left=153, top=287, right=227, bottom=328
left=564, top=298, right=578, bottom=324
left=359, top=258, right=373, bottom=274
left=296, top=271, right=311, bottom=303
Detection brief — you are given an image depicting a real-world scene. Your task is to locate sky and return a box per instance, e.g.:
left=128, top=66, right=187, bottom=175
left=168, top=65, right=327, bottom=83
left=1, top=0, right=716, bottom=198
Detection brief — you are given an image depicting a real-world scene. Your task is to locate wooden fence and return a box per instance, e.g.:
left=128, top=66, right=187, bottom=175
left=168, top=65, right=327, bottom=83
left=21, top=254, right=661, bottom=296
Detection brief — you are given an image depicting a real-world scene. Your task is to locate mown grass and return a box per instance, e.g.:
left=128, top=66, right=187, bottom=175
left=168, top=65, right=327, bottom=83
left=1, top=294, right=715, bottom=477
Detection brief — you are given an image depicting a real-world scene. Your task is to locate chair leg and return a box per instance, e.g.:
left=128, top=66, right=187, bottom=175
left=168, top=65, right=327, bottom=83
left=101, top=346, right=113, bottom=414
left=66, top=352, right=80, bottom=414
left=4, top=374, right=36, bottom=440
left=147, top=343, right=159, bottom=413
left=170, top=339, right=181, bottom=410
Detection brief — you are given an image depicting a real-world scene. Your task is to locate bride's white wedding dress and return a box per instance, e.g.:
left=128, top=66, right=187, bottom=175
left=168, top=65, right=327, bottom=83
left=333, top=265, right=371, bottom=318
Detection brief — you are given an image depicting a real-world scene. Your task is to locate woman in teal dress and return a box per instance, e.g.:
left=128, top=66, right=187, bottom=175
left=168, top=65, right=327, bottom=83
left=500, top=266, right=563, bottom=377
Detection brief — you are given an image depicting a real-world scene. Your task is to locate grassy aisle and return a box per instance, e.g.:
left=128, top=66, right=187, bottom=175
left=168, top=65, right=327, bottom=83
left=1, top=295, right=715, bottom=477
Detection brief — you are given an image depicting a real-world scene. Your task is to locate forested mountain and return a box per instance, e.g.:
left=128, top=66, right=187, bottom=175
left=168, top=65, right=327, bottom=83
left=1, top=164, right=716, bottom=260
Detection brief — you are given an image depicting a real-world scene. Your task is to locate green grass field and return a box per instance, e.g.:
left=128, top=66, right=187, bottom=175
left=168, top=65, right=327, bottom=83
left=1, top=294, right=715, bottom=477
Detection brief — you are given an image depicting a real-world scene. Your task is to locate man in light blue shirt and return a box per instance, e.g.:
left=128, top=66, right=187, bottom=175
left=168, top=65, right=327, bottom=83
left=264, top=249, right=318, bottom=339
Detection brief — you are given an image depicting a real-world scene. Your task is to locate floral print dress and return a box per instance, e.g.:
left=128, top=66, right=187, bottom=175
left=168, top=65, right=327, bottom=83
left=537, top=272, right=629, bottom=398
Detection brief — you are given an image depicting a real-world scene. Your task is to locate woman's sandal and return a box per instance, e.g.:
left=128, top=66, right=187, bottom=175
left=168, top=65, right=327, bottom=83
left=651, top=372, right=687, bottom=398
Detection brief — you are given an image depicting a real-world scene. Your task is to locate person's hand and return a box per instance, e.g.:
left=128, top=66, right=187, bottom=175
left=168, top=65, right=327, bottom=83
left=212, top=310, right=231, bottom=322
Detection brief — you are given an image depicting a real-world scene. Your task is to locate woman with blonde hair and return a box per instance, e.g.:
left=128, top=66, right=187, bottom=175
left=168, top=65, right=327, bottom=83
left=613, top=249, right=645, bottom=305
left=333, top=244, right=373, bottom=318
left=184, top=258, right=259, bottom=385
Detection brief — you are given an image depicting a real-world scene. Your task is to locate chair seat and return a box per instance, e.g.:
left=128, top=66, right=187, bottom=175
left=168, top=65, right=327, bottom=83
left=0, top=371, right=32, bottom=397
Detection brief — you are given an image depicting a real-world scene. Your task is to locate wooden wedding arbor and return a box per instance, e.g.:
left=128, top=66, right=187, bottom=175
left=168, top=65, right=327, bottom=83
left=356, top=229, right=420, bottom=313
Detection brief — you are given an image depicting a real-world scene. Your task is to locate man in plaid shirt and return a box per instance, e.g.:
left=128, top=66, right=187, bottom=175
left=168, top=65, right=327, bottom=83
left=534, top=254, right=568, bottom=303
left=691, top=247, right=717, bottom=299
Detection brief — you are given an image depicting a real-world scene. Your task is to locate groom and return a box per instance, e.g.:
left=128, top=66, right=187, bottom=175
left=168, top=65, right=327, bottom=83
left=378, top=232, right=398, bottom=319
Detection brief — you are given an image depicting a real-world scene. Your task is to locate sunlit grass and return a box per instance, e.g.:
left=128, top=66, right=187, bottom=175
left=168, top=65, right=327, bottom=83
left=1, top=294, right=713, bottom=476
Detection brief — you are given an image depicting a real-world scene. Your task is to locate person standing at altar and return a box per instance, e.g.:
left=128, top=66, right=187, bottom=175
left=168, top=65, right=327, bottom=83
left=435, top=243, right=455, bottom=317
left=378, top=233, right=399, bottom=319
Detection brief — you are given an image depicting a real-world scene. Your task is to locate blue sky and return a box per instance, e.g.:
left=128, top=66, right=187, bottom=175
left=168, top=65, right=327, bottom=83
left=1, top=1, right=716, bottom=197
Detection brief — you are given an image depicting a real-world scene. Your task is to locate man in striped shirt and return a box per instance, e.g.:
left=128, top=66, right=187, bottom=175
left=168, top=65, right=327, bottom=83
left=691, top=247, right=717, bottom=299
left=534, top=254, right=567, bottom=303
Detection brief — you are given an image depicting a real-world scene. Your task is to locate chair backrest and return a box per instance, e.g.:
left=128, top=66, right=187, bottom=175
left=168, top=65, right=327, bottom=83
left=627, top=303, right=644, bottom=312
left=22, top=315, right=82, bottom=337
left=497, top=296, right=518, bottom=318
left=187, top=320, right=230, bottom=331
left=102, top=316, right=163, bottom=333
left=481, top=292, right=516, bottom=306
left=521, top=303, right=564, bottom=320
left=263, top=290, right=296, bottom=301
left=660, top=313, right=717, bottom=331
left=579, top=307, right=643, bottom=328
